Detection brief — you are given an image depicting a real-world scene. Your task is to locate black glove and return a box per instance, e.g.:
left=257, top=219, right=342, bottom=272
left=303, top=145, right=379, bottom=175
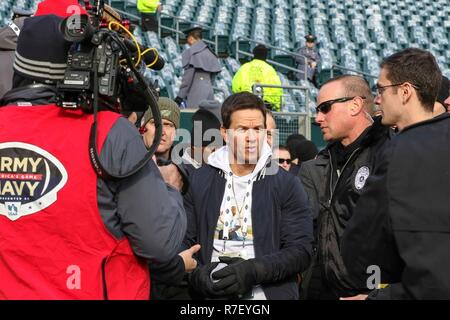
left=189, top=262, right=223, bottom=298
left=174, top=96, right=183, bottom=106
left=211, top=256, right=266, bottom=298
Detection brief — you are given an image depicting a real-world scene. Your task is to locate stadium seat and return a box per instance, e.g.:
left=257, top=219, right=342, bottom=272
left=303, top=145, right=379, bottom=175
left=316, top=68, right=344, bottom=88
left=3, top=0, right=449, bottom=114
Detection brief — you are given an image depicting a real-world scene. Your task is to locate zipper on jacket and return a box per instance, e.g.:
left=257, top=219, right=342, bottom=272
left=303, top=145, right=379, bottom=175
left=323, top=147, right=361, bottom=283
left=327, top=147, right=361, bottom=205
left=327, top=150, right=334, bottom=207
left=101, top=257, right=109, bottom=300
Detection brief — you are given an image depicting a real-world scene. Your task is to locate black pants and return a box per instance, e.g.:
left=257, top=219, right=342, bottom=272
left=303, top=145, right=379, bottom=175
left=141, top=12, right=158, bottom=32
left=151, top=280, right=192, bottom=300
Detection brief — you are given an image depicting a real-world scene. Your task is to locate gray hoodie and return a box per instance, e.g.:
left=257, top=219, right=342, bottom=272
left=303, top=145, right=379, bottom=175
left=0, top=17, right=27, bottom=98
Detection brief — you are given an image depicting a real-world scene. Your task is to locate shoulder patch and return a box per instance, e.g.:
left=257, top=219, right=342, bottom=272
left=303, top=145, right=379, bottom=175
left=354, top=166, right=370, bottom=190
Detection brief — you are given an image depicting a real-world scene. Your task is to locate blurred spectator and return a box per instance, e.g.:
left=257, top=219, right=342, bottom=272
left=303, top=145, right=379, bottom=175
left=273, top=146, right=292, bottom=171
left=0, top=8, right=32, bottom=98
left=182, top=100, right=223, bottom=175
left=296, top=35, right=320, bottom=86
left=287, top=133, right=306, bottom=142
left=286, top=133, right=306, bottom=149
left=140, top=97, right=185, bottom=193
left=265, top=110, right=277, bottom=147
left=294, top=140, right=319, bottom=164
left=288, top=139, right=318, bottom=175
left=141, top=97, right=180, bottom=160
left=137, top=0, right=161, bottom=32
left=175, top=27, right=222, bottom=108
left=232, top=44, right=283, bottom=111
left=286, top=133, right=307, bottom=174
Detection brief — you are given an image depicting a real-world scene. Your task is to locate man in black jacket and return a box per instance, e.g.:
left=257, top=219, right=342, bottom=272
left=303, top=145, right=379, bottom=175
left=185, top=92, right=313, bottom=300
left=341, top=48, right=450, bottom=300
left=298, top=75, right=392, bottom=299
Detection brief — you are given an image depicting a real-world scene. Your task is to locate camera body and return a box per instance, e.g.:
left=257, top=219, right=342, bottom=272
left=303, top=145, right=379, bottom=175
left=56, top=1, right=162, bottom=113
left=57, top=30, right=120, bottom=111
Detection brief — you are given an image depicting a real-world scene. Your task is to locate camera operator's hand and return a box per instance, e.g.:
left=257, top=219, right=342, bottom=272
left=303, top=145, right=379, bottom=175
left=179, top=244, right=201, bottom=273
left=158, top=163, right=184, bottom=192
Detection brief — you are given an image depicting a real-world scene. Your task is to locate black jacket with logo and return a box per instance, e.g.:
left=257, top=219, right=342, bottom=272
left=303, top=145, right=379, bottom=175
left=342, top=113, right=450, bottom=299
left=298, top=116, right=393, bottom=298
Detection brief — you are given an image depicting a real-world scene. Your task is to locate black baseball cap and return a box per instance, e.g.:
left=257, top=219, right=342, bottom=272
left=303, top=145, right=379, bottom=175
left=305, top=34, right=316, bottom=42
left=183, top=26, right=203, bottom=36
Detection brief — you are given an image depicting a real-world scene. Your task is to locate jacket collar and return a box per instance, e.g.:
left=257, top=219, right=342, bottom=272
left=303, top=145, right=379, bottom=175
left=401, top=112, right=450, bottom=133
left=216, top=158, right=278, bottom=182
left=314, top=116, right=392, bottom=166
left=0, top=84, right=58, bottom=106
left=189, top=40, right=208, bottom=54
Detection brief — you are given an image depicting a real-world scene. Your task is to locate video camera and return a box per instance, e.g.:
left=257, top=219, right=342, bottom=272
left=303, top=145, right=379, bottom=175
left=56, top=0, right=164, bottom=113
left=56, top=0, right=165, bottom=179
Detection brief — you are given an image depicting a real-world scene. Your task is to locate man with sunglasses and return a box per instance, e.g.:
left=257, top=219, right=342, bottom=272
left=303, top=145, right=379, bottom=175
left=298, top=74, right=392, bottom=299
left=341, top=48, right=450, bottom=299
left=273, top=146, right=292, bottom=171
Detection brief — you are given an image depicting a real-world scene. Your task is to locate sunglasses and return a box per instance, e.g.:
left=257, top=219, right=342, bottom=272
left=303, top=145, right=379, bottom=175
left=376, top=82, right=420, bottom=96
left=276, top=158, right=291, bottom=164
left=315, top=96, right=365, bottom=114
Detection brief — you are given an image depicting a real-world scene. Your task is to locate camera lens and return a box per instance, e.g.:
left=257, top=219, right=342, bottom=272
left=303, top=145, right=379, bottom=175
left=60, top=14, right=94, bottom=43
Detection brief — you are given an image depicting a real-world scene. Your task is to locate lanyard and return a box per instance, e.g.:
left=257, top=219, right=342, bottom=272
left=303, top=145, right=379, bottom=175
left=221, top=174, right=254, bottom=249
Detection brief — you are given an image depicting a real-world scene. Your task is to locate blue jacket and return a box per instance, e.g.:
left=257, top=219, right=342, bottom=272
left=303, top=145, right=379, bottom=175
left=183, top=161, right=313, bottom=300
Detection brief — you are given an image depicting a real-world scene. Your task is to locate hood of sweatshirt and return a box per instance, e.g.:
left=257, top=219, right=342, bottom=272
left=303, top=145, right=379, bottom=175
left=208, top=141, right=272, bottom=178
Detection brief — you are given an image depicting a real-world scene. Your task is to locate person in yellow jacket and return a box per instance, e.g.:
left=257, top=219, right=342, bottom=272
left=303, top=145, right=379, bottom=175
left=137, top=0, right=161, bottom=32
left=232, top=44, right=283, bottom=111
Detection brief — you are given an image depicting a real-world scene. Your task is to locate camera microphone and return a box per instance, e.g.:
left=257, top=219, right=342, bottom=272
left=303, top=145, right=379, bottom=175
left=123, top=39, right=165, bottom=71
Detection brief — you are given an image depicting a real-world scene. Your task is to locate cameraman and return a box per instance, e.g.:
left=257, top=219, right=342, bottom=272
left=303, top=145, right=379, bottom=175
left=0, top=14, right=186, bottom=300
